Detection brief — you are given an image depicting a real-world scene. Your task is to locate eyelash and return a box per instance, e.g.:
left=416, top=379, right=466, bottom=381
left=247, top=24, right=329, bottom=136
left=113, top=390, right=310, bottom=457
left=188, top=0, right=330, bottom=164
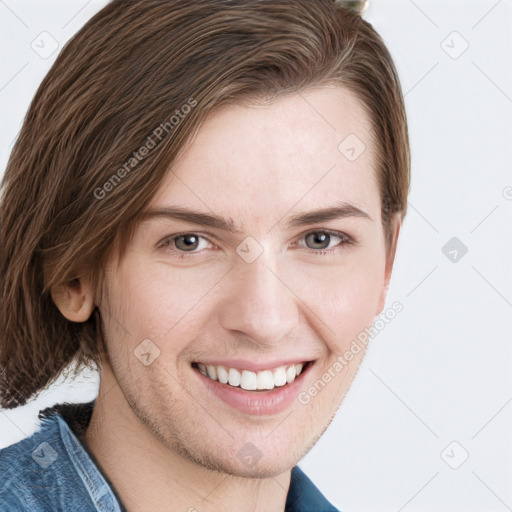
left=158, top=229, right=354, bottom=260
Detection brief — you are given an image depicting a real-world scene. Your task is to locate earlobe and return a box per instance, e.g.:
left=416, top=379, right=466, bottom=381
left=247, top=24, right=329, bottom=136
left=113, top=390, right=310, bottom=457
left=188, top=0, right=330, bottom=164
left=51, top=278, right=95, bottom=322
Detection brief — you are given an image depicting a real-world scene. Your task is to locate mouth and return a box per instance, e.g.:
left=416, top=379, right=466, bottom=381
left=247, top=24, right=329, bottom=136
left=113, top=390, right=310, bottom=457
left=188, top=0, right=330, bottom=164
left=191, top=361, right=313, bottom=392
left=191, top=359, right=314, bottom=415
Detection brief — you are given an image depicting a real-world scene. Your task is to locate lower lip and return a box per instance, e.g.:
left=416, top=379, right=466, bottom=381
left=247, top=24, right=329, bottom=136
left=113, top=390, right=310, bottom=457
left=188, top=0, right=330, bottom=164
left=195, top=363, right=313, bottom=416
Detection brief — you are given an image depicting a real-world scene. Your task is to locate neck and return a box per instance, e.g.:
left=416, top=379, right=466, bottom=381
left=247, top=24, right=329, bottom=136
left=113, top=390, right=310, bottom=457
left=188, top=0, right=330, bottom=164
left=84, top=363, right=291, bottom=512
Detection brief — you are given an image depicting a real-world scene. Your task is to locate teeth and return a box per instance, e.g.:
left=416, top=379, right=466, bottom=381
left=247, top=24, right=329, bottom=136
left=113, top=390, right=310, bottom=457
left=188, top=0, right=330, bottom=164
left=274, top=366, right=287, bottom=387
left=257, top=370, right=274, bottom=390
left=240, top=370, right=257, bottom=391
left=206, top=365, right=217, bottom=380
left=286, top=365, right=296, bottom=384
left=217, top=366, right=228, bottom=384
left=196, top=362, right=307, bottom=390
left=228, top=367, right=241, bottom=387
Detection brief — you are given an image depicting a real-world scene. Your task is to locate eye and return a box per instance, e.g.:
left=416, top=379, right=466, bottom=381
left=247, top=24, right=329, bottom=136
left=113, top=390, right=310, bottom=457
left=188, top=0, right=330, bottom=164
left=160, top=233, right=213, bottom=254
left=300, top=230, right=353, bottom=253
left=158, top=229, right=353, bottom=259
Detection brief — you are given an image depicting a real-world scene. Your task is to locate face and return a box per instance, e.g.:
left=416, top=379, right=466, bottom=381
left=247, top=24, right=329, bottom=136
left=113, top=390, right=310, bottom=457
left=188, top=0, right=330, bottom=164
left=98, top=86, right=397, bottom=477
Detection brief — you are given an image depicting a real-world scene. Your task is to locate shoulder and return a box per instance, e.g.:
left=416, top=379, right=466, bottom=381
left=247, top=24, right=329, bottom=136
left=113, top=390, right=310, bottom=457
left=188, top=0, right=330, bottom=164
left=0, top=414, right=60, bottom=511
left=286, top=466, right=341, bottom=512
left=0, top=412, right=95, bottom=512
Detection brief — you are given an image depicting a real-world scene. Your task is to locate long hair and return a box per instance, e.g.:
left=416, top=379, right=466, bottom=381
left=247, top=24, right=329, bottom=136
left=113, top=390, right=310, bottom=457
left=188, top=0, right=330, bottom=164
left=0, top=0, right=409, bottom=408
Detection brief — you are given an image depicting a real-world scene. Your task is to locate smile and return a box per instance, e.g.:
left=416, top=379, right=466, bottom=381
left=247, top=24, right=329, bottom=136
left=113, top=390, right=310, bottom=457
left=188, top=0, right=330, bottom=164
left=192, top=362, right=309, bottom=391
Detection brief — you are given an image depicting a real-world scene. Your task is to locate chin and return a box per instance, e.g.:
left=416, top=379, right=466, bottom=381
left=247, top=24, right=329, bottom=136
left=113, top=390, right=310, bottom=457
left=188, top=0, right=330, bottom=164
left=173, top=433, right=314, bottom=479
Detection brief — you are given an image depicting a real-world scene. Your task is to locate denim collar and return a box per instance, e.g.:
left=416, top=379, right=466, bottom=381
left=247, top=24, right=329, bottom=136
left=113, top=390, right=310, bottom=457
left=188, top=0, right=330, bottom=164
left=34, top=401, right=340, bottom=511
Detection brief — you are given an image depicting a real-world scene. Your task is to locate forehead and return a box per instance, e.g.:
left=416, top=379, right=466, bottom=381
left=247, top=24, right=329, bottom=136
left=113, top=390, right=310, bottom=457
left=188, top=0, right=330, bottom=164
left=149, top=86, right=379, bottom=230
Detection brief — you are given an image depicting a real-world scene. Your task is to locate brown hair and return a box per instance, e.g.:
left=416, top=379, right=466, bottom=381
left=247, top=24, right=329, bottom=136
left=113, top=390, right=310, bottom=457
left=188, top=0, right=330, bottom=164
left=0, top=0, right=410, bottom=408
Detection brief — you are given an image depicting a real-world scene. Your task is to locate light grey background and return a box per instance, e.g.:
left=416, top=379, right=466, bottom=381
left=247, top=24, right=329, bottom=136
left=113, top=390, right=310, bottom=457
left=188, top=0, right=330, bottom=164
left=1, top=1, right=511, bottom=511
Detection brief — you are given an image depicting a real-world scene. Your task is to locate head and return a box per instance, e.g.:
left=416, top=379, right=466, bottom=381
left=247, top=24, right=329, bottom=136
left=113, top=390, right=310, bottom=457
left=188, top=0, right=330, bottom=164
left=1, top=0, right=409, bottom=476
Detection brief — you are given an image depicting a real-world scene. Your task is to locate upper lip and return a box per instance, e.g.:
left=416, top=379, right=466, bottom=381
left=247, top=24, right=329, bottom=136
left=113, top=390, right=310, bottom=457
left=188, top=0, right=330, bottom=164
left=193, top=359, right=314, bottom=372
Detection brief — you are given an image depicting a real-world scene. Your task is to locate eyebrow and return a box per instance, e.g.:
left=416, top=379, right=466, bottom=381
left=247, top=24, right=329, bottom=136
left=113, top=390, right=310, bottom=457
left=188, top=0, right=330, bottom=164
left=286, top=202, right=371, bottom=228
left=141, top=201, right=371, bottom=233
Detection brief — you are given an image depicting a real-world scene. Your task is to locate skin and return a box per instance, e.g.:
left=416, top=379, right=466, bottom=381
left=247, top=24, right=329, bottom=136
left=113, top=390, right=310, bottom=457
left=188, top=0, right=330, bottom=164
left=54, top=86, right=401, bottom=512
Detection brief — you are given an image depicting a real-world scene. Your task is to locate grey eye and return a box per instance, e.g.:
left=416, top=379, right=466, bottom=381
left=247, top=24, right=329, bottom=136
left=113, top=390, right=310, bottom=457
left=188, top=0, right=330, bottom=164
left=305, top=232, right=332, bottom=250
left=174, top=234, right=200, bottom=251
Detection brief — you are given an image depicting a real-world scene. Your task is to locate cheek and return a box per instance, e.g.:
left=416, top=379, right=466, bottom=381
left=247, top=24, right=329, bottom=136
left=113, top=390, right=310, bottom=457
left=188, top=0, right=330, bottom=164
left=292, top=251, right=386, bottom=352
left=102, top=242, right=386, bottom=360
left=102, top=255, right=222, bottom=350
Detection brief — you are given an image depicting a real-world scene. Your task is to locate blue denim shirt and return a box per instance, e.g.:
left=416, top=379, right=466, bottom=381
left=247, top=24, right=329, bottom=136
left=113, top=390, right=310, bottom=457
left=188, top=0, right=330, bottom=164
left=0, top=403, right=339, bottom=511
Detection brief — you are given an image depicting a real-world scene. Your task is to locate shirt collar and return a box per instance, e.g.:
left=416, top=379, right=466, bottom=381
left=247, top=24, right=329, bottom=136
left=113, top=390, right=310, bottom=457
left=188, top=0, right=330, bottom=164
left=43, top=401, right=339, bottom=511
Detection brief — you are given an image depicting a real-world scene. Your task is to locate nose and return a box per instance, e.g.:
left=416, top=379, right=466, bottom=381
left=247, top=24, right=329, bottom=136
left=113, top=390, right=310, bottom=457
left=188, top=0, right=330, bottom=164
left=217, top=251, right=299, bottom=347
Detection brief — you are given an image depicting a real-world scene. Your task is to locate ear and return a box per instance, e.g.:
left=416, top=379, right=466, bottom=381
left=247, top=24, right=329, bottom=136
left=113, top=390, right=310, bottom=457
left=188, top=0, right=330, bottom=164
left=376, top=216, right=402, bottom=315
left=51, top=277, right=95, bottom=322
